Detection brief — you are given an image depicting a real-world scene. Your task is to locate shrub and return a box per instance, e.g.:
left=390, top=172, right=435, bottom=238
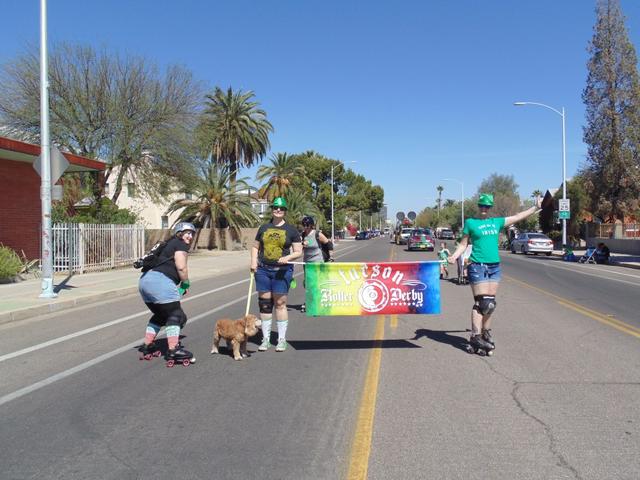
left=0, top=246, right=23, bottom=280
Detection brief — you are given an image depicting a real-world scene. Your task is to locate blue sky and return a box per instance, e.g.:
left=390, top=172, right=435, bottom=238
left=2, top=0, right=640, bottom=220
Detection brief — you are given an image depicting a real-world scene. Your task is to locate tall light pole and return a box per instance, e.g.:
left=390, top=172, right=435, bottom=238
left=39, top=0, right=56, bottom=298
left=442, top=178, right=464, bottom=230
left=331, top=161, right=356, bottom=243
left=514, top=101, right=567, bottom=247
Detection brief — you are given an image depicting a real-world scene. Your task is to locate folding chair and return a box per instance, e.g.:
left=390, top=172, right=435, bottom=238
left=578, top=247, right=597, bottom=264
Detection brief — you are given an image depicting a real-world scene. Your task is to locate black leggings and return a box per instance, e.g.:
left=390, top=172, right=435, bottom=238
left=145, top=301, right=187, bottom=328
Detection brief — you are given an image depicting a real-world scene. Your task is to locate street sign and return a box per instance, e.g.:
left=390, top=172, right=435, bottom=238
left=559, top=199, right=570, bottom=212
left=559, top=210, right=570, bottom=219
left=51, top=185, right=63, bottom=201
left=396, top=211, right=405, bottom=221
left=407, top=211, right=416, bottom=221
left=33, top=145, right=70, bottom=184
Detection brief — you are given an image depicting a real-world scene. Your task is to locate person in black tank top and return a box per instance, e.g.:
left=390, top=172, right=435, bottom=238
left=138, top=222, right=196, bottom=365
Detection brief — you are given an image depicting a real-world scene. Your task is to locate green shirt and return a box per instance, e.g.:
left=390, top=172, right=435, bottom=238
left=462, top=217, right=506, bottom=264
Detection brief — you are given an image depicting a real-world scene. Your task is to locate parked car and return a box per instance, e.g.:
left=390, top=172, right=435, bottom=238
left=396, top=227, right=413, bottom=245
left=439, top=229, right=454, bottom=240
left=510, top=232, right=553, bottom=255
left=355, top=231, right=368, bottom=240
left=407, top=228, right=435, bottom=251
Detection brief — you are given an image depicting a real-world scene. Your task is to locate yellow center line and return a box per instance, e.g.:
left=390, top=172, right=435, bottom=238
left=504, top=274, right=640, bottom=338
left=346, top=242, right=396, bottom=479
left=346, top=315, right=384, bottom=480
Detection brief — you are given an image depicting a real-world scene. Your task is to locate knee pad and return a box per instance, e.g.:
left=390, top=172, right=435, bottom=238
left=473, top=295, right=497, bottom=315
left=159, top=302, right=186, bottom=327
left=258, top=297, right=273, bottom=314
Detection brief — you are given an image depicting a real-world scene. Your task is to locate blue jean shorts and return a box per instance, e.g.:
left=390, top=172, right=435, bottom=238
left=255, top=265, right=293, bottom=295
left=467, top=263, right=501, bottom=285
left=139, top=270, right=180, bottom=304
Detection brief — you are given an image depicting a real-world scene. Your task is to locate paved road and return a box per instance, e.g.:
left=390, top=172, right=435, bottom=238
left=1, top=238, right=639, bottom=480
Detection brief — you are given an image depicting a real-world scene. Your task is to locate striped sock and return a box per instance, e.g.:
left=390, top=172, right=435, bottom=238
left=166, top=325, right=180, bottom=350
left=144, top=323, right=161, bottom=345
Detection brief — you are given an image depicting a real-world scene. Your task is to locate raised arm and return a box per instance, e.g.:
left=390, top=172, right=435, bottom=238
left=504, top=196, right=543, bottom=227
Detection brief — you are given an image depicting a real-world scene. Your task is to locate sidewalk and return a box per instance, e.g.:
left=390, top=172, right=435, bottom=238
left=552, top=248, right=640, bottom=269
left=0, top=250, right=250, bottom=325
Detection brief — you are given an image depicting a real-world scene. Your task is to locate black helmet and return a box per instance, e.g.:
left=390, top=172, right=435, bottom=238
left=302, top=216, right=315, bottom=227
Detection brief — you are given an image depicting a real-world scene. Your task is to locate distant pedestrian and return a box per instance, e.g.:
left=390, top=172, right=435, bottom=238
left=437, top=242, right=451, bottom=279
left=250, top=197, right=303, bottom=352
left=300, top=215, right=334, bottom=312
left=448, top=193, right=542, bottom=355
left=138, top=222, right=196, bottom=365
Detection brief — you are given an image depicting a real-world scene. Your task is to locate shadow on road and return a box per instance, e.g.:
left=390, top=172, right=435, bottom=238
left=287, top=339, right=420, bottom=350
left=412, top=328, right=469, bottom=352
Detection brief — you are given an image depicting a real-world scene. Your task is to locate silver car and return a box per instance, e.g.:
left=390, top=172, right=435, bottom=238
left=510, top=232, right=553, bottom=255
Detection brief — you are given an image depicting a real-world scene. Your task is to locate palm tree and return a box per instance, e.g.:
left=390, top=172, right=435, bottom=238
left=256, top=152, right=307, bottom=201
left=283, top=188, right=323, bottom=229
left=166, top=163, right=259, bottom=247
left=532, top=189, right=543, bottom=199
left=436, top=185, right=444, bottom=224
left=200, top=87, right=273, bottom=183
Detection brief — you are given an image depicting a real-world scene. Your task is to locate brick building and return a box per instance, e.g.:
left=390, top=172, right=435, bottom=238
left=0, top=136, right=105, bottom=260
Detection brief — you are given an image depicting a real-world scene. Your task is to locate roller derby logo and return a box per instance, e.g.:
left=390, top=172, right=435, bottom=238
left=357, top=279, right=390, bottom=313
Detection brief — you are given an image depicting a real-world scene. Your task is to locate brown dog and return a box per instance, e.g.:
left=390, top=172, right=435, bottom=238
left=210, top=314, right=259, bottom=360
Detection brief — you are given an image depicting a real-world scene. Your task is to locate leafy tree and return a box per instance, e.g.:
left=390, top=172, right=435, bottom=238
left=54, top=197, right=139, bottom=224
left=582, top=0, right=640, bottom=221
left=199, top=87, right=273, bottom=184
left=0, top=43, right=204, bottom=202
left=166, top=163, right=259, bottom=232
left=256, top=152, right=307, bottom=200
left=476, top=173, right=521, bottom=217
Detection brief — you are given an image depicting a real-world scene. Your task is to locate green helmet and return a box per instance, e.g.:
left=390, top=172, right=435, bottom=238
left=478, top=193, right=494, bottom=207
left=272, top=197, right=288, bottom=209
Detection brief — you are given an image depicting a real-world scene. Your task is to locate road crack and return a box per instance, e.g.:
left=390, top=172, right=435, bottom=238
left=511, top=383, right=582, bottom=480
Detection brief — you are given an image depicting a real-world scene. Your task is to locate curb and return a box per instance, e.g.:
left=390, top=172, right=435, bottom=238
left=0, top=286, right=140, bottom=326
left=0, top=263, right=248, bottom=326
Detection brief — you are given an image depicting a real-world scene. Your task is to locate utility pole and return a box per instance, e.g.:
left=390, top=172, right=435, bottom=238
left=39, top=0, right=56, bottom=298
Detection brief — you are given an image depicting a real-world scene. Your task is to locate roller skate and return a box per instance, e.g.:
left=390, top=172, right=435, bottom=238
left=465, top=334, right=495, bottom=356
left=138, top=342, right=162, bottom=361
left=482, top=329, right=495, bottom=349
left=165, top=343, right=196, bottom=367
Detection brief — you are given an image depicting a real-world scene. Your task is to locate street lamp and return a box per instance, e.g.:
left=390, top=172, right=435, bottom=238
left=514, top=101, right=567, bottom=247
left=331, top=161, right=357, bottom=243
left=442, top=178, right=464, bottom=230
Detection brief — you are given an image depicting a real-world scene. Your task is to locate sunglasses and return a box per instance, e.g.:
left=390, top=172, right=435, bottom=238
left=478, top=204, right=492, bottom=209
left=272, top=207, right=287, bottom=212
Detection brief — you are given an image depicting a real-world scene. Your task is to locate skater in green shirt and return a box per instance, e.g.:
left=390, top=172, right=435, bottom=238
left=448, top=193, right=542, bottom=355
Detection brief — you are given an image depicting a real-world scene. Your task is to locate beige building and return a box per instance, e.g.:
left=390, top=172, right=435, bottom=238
left=106, top=165, right=187, bottom=229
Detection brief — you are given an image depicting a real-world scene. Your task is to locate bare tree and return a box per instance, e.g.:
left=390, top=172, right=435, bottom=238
left=0, top=43, right=204, bottom=202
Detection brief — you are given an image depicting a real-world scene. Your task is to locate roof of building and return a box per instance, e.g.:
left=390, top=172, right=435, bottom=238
left=0, top=136, right=105, bottom=172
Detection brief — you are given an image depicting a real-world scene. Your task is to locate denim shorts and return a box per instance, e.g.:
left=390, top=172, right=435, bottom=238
left=139, top=270, right=181, bottom=304
left=467, top=262, right=501, bottom=285
left=255, top=265, right=293, bottom=295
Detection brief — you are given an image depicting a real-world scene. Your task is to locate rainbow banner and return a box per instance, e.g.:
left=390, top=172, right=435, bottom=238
left=304, top=261, right=441, bottom=316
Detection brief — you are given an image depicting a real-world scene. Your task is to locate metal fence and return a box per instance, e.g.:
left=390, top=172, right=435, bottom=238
left=586, top=222, right=640, bottom=239
left=52, top=223, right=145, bottom=273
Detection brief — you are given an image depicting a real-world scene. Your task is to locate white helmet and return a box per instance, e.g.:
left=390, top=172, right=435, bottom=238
left=174, top=222, right=196, bottom=235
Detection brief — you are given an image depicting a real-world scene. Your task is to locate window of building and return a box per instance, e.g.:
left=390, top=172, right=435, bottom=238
left=127, top=183, right=136, bottom=197
left=161, top=216, right=169, bottom=229
left=104, top=183, right=109, bottom=194
left=185, top=193, right=193, bottom=200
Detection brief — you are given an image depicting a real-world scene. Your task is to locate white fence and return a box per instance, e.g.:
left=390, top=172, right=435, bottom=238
left=52, top=223, right=145, bottom=273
